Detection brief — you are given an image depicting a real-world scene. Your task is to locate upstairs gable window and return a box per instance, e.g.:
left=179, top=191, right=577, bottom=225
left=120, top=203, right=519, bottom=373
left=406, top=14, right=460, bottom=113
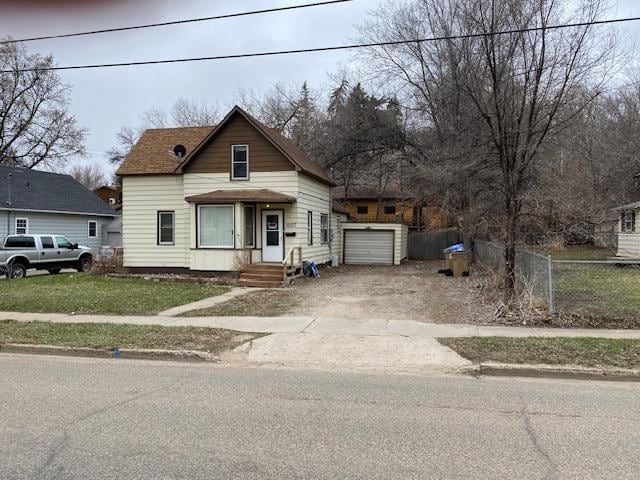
left=231, top=145, right=249, bottom=180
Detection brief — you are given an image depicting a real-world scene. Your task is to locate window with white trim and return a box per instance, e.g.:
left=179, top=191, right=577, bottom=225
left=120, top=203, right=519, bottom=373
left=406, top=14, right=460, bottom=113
left=158, top=211, right=175, bottom=245
left=622, top=210, right=636, bottom=233
left=231, top=145, right=249, bottom=180
left=199, top=205, right=234, bottom=248
left=88, top=221, right=97, bottom=238
left=15, top=218, right=28, bottom=235
left=320, top=214, right=329, bottom=244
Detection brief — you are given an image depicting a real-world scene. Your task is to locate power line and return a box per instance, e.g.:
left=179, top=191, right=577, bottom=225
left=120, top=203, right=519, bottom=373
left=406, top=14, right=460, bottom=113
left=0, top=0, right=353, bottom=45
left=4, top=15, right=640, bottom=73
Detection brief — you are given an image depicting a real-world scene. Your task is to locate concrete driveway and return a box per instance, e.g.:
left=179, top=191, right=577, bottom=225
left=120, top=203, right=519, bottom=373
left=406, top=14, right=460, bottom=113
left=287, top=261, right=493, bottom=323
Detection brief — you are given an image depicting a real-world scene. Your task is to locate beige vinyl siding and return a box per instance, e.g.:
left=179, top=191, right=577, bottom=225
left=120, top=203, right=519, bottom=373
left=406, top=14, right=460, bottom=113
left=294, top=174, right=332, bottom=264
left=617, top=234, right=640, bottom=257
left=122, top=175, right=188, bottom=268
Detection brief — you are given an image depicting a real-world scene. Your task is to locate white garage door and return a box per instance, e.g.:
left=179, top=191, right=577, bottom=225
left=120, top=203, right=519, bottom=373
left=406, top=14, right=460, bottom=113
left=344, top=230, right=394, bottom=265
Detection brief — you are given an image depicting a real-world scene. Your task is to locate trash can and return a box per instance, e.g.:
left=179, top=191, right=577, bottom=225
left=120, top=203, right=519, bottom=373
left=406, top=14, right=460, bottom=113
left=442, top=243, right=464, bottom=272
left=451, top=252, right=470, bottom=278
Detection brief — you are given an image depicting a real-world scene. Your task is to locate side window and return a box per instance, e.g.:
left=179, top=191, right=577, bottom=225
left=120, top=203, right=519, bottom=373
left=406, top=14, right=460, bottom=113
left=88, top=221, right=97, bottom=238
left=41, top=236, right=55, bottom=249
left=158, top=211, right=175, bottom=245
left=231, top=145, right=249, bottom=180
left=5, top=236, right=35, bottom=248
left=15, top=218, right=28, bottom=235
left=307, top=211, right=313, bottom=245
left=384, top=205, right=396, bottom=215
left=244, top=205, right=255, bottom=248
left=320, top=214, right=329, bottom=244
left=356, top=206, right=368, bottom=215
left=55, top=236, right=72, bottom=249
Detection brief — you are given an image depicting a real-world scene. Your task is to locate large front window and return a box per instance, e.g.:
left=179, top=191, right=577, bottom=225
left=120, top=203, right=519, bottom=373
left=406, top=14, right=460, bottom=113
left=199, top=205, right=234, bottom=248
left=231, top=145, right=249, bottom=180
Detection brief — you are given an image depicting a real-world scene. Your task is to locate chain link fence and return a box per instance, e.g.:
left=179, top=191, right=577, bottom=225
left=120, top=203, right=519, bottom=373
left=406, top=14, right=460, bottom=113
left=474, top=241, right=553, bottom=310
left=474, top=241, right=640, bottom=322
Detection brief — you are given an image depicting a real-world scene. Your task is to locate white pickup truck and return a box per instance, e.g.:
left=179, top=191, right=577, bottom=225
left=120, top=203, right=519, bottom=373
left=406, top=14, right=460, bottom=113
left=0, top=235, right=93, bottom=279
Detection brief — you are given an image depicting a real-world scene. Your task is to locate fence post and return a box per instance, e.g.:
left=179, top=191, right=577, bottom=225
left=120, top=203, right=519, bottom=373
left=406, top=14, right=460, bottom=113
left=547, top=255, right=555, bottom=314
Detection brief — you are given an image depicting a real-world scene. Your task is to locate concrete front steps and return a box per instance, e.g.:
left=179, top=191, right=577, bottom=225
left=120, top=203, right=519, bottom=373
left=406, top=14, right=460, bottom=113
left=239, top=263, right=284, bottom=288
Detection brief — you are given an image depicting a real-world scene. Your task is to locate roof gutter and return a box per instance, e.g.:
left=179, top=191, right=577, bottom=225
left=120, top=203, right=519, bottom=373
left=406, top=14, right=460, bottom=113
left=0, top=207, right=119, bottom=217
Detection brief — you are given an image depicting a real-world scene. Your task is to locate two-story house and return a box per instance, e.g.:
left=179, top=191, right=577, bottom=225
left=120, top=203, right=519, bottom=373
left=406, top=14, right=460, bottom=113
left=116, top=106, right=348, bottom=285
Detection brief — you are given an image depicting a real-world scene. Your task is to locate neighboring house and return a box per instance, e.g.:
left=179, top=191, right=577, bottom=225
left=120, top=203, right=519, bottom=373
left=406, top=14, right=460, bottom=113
left=94, top=185, right=122, bottom=210
left=0, top=165, right=119, bottom=250
left=116, top=106, right=348, bottom=275
left=614, top=200, right=640, bottom=257
left=333, top=186, right=452, bottom=230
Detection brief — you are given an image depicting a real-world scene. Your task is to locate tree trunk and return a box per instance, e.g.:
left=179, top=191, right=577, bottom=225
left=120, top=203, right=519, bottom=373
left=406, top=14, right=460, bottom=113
left=503, top=199, right=519, bottom=303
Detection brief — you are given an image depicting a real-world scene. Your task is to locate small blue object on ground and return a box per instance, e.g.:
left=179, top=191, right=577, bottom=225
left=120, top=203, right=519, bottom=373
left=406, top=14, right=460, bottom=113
left=303, top=261, right=320, bottom=278
left=112, top=347, right=121, bottom=359
left=443, top=243, right=465, bottom=253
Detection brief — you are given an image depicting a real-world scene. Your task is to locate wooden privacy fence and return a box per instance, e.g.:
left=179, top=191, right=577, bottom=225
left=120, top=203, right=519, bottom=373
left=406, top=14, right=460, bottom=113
left=408, top=228, right=460, bottom=260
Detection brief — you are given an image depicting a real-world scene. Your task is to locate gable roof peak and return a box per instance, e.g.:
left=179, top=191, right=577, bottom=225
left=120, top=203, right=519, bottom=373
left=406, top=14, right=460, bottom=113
left=176, top=106, right=333, bottom=185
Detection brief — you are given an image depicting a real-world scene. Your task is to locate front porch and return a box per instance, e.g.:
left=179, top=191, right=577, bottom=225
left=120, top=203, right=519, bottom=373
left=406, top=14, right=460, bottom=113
left=185, top=189, right=300, bottom=273
left=238, top=246, right=303, bottom=288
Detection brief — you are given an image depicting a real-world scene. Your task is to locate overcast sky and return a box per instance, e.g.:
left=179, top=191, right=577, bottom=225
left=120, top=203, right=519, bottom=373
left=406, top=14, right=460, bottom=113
left=1, top=0, right=640, bottom=178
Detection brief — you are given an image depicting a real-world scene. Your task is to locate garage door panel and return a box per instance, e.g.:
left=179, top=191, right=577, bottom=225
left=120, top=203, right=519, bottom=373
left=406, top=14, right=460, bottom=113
left=344, top=230, right=394, bottom=265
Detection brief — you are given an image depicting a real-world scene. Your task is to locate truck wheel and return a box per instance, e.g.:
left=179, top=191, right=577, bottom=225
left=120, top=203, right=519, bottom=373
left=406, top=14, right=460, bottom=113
left=77, top=255, right=93, bottom=272
left=47, top=268, right=62, bottom=275
left=9, top=263, right=27, bottom=280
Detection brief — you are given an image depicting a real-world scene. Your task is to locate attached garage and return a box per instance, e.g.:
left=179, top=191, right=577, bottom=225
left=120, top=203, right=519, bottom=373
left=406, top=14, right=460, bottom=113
left=342, top=223, right=408, bottom=266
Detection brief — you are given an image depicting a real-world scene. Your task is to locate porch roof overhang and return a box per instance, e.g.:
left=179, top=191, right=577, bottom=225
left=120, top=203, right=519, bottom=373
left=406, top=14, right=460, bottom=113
left=185, top=189, right=297, bottom=204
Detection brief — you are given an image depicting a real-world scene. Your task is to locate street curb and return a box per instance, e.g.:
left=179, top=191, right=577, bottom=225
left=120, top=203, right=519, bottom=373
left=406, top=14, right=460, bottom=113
left=0, top=343, right=219, bottom=363
left=478, top=362, right=640, bottom=382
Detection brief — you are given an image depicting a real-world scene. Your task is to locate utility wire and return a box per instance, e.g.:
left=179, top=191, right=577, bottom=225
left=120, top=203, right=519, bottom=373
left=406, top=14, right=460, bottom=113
left=0, top=0, right=353, bottom=45
left=4, top=15, right=640, bottom=73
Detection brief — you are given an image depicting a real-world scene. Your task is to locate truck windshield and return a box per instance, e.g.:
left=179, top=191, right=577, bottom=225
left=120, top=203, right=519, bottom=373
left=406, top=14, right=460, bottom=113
left=5, top=237, right=36, bottom=248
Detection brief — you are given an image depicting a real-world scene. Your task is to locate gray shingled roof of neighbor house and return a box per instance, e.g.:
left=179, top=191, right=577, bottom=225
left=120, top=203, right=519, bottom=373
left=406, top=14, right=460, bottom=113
left=0, top=165, right=118, bottom=216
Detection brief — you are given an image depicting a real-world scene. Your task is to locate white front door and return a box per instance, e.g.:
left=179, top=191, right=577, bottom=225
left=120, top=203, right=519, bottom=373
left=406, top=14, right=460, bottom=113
left=262, top=210, right=284, bottom=262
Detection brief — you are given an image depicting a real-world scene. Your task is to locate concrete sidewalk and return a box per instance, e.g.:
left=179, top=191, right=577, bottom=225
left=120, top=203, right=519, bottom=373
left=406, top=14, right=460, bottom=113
left=2, top=311, right=639, bottom=339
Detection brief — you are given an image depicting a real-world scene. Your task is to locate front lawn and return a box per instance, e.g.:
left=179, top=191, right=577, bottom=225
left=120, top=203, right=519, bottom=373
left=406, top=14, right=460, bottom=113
left=553, top=263, right=640, bottom=323
left=440, top=337, right=640, bottom=369
left=184, top=289, right=300, bottom=317
left=0, top=320, right=258, bottom=353
left=0, top=274, right=229, bottom=315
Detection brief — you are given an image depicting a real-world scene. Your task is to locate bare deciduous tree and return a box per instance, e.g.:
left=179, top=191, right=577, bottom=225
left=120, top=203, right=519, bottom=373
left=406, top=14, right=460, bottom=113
left=361, top=0, right=615, bottom=299
left=0, top=41, right=85, bottom=169
left=69, top=163, right=108, bottom=190
left=108, top=97, right=219, bottom=164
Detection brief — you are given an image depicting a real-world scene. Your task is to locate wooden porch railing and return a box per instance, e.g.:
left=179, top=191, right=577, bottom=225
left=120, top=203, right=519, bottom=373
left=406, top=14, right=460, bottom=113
left=282, top=246, right=303, bottom=283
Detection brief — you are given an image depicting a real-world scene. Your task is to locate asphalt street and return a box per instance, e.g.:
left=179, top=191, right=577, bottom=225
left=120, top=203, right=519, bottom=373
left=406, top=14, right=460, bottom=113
left=1, top=354, right=638, bottom=479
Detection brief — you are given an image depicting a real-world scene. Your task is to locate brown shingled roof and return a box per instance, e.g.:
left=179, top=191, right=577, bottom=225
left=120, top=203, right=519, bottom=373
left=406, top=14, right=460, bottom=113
left=185, top=189, right=296, bottom=204
left=116, top=126, right=213, bottom=176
